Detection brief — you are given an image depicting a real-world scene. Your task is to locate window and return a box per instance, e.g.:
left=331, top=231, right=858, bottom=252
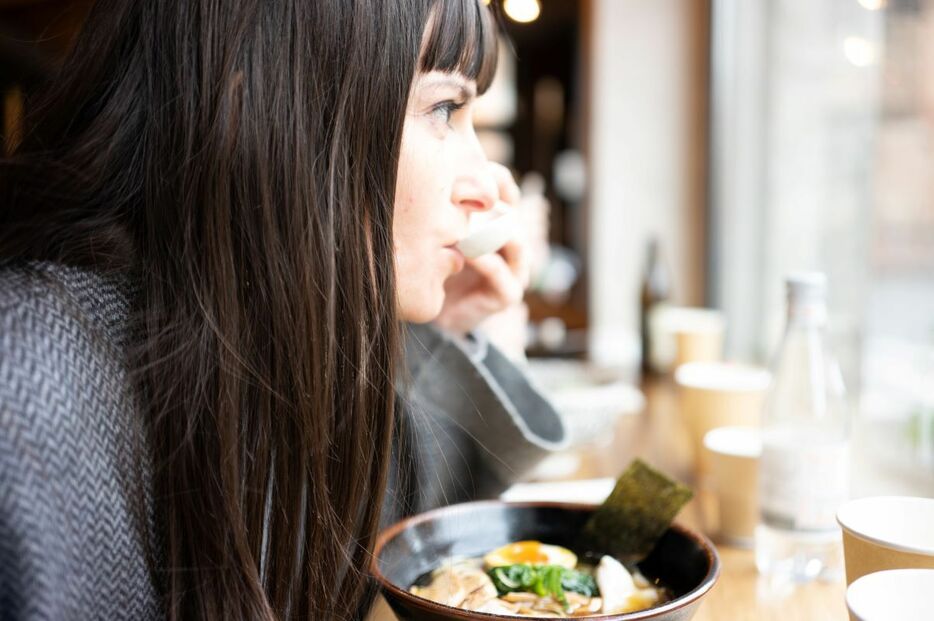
left=709, top=0, right=934, bottom=493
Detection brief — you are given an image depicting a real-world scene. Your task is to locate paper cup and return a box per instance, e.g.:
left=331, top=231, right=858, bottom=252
left=704, top=426, right=761, bottom=546
left=456, top=202, right=517, bottom=259
left=675, top=362, right=770, bottom=472
left=846, top=568, right=934, bottom=621
left=836, top=496, right=934, bottom=586
left=673, top=310, right=725, bottom=369
left=647, top=306, right=726, bottom=373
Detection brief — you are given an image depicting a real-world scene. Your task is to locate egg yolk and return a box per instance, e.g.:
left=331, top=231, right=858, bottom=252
left=501, top=541, right=549, bottom=564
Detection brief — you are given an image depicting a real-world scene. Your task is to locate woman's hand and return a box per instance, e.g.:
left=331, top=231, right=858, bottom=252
left=433, top=163, right=531, bottom=338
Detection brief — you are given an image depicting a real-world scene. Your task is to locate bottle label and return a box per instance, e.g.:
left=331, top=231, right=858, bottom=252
left=759, top=439, right=849, bottom=532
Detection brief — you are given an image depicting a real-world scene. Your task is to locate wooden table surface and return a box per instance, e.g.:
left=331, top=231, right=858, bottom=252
left=370, top=376, right=849, bottom=621
left=570, top=377, right=848, bottom=621
left=574, top=379, right=848, bottom=621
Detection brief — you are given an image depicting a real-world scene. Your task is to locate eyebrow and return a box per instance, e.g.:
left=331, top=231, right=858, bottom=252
left=419, top=75, right=477, bottom=101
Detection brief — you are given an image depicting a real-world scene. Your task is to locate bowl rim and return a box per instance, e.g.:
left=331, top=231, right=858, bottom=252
left=370, top=500, right=721, bottom=620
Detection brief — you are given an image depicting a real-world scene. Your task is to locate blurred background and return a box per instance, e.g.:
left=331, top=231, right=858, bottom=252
left=1, top=0, right=931, bottom=492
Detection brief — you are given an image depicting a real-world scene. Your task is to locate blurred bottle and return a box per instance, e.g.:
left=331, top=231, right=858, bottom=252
left=912, top=329, right=934, bottom=469
left=755, top=273, right=850, bottom=583
left=639, top=237, right=670, bottom=375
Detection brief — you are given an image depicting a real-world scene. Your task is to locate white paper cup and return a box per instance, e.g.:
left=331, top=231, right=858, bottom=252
left=846, top=568, right=934, bottom=621
left=836, top=496, right=934, bottom=586
left=456, top=202, right=517, bottom=259
left=704, top=426, right=762, bottom=546
left=675, top=362, right=770, bottom=472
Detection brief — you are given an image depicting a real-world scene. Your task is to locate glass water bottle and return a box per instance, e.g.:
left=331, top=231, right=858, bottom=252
left=755, top=273, right=850, bottom=583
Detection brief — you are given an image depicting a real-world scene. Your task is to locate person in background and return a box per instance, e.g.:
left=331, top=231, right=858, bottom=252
left=0, top=1, right=565, bottom=619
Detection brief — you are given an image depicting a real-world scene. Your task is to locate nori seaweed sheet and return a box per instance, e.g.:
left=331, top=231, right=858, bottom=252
left=579, top=459, right=693, bottom=560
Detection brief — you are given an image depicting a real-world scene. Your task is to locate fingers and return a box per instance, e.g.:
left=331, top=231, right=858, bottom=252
left=465, top=252, right=525, bottom=308
left=488, top=162, right=520, bottom=207
left=486, top=162, right=529, bottom=283
left=457, top=161, right=529, bottom=306
left=497, top=237, right=531, bottom=290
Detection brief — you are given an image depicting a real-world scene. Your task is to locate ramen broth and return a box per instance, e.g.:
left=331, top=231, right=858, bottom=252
left=409, top=542, right=671, bottom=617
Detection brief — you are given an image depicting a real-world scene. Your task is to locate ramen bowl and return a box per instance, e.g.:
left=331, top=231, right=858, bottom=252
left=371, top=501, right=719, bottom=621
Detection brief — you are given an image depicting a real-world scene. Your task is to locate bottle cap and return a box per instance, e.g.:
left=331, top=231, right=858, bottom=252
left=786, top=271, right=826, bottom=298
left=785, top=272, right=827, bottom=324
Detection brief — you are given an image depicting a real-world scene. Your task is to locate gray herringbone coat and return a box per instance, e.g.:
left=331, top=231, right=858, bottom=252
left=0, top=261, right=566, bottom=620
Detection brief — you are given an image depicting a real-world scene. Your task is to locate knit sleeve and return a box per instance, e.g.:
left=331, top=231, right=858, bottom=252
left=0, top=382, right=67, bottom=620
left=401, top=323, right=568, bottom=509
left=0, top=263, right=160, bottom=620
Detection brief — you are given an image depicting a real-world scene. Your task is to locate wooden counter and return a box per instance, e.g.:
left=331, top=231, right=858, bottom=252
left=568, top=378, right=848, bottom=621
left=370, top=377, right=848, bottom=621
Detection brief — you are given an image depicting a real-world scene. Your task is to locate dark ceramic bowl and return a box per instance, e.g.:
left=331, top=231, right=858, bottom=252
left=371, top=501, right=719, bottom=621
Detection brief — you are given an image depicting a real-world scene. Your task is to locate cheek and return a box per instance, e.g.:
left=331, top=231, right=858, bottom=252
left=393, top=145, right=450, bottom=256
left=392, top=196, right=449, bottom=323
left=392, top=123, right=456, bottom=321
left=396, top=123, right=450, bottom=210
left=394, top=241, right=446, bottom=323
left=393, top=192, right=430, bottom=273
left=393, top=192, right=447, bottom=295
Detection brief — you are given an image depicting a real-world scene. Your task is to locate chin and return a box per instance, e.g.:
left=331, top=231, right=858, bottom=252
left=399, top=290, right=445, bottom=324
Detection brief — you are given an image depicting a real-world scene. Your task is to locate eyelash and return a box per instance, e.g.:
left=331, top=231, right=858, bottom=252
left=430, top=100, right=466, bottom=126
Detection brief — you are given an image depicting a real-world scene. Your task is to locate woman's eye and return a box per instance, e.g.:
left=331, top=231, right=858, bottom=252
left=430, top=100, right=466, bottom=126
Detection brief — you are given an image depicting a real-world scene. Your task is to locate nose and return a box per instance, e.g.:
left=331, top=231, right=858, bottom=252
left=450, top=156, right=498, bottom=214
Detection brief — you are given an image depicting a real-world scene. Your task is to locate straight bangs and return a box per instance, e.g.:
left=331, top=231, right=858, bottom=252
left=420, top=0, right=499, bottom=93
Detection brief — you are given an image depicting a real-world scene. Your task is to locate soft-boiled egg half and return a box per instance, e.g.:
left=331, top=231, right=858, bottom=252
left=483, top=540, right=578, bottom=569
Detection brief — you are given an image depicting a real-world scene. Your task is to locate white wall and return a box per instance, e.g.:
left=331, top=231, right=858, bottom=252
left=587, top=0, right=706, bottom=367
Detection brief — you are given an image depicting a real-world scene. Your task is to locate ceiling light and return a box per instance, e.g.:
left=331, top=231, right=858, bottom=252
left=503, top=0, right=541, bottom=24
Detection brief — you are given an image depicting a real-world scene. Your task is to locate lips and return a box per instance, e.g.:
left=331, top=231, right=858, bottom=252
left=444, top=245, right=466, bottom=273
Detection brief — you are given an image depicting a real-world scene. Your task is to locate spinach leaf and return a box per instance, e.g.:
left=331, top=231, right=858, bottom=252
left=560, top=570, right=599, bottom=597
left=487, top=563, right=600, bottom=608
left=489, top=564, right=536, bottom=594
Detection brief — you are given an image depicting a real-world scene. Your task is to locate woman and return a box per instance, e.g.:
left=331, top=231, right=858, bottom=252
left=0, top=1, right=565, bottom=619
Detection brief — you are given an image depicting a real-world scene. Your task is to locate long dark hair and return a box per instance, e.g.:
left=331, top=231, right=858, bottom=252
left=0, top=1, right=496, bottom=618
